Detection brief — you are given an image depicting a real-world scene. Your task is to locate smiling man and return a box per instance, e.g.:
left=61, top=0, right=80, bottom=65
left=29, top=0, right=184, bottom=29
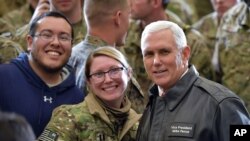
left=0, top=11, right=85, bottom=137
left=136, top=20, right=250, bottom=141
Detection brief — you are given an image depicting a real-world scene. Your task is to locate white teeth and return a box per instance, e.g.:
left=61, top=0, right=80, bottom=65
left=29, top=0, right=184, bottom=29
left=47, top=51, right=60, bottom=56
left=103, top=86, right=116, bottom=91
left=156, top=70, right=164, bottom=73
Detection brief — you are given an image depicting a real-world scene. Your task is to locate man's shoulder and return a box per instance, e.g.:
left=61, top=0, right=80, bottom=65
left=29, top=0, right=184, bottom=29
left=193, top=12, right=217, bottom=30
left=72, top=41, right=94, bottom=52
left=0, top=62, right=19, bottom=81
left=194, top=77, right=239, bottom=102
left=70, top=41, right=94, bottom=65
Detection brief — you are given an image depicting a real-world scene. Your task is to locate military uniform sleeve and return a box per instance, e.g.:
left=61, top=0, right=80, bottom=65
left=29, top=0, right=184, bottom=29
left=38, top=105, right=78, bottom=141
left=187, top=28, right=215, bottom=81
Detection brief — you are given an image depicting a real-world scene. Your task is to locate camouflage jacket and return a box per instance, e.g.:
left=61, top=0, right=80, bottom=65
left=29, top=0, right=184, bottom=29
left=193, top=12, right=219, bottom=50
left=188, top=0, right=213, bottom=21
left=121, top=10, right=214, bottom=95
left=215, top=2, right=250, bottom=111
left=0, top=0, right=26, bottom=17
left=168, top=0, right=197, bottom=25
left=0, top=36, right=23, bottom=64
left=0, top=3, right=33, bottom=35
left=38, top=92, right=141, bottom=141
left=68, top=35, right=146, bottom=113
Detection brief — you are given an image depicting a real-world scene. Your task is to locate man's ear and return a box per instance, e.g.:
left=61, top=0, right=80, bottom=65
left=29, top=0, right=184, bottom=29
left=114, top=10, right=122, bottom=27
left=27, top=35, right=33, bottom=52
left=151, top=0, right=162, bottom=8
left=182, top=45, right=191, bottom=62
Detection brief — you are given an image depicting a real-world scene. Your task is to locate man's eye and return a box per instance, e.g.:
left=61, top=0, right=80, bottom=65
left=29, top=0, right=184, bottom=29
left=161, top=50, right=170, bottom=55
left=42, top=33, right=52, bottom=38
left=60, top=36, right=69, bottom=40
left=144, top=52, right=153, bottom=58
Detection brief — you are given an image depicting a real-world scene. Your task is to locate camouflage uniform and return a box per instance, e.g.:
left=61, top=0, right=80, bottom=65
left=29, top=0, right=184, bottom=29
left=0, top=0, right=26, bottom=17
left=168, top=0, right=197, bottom=25
left=215, top=2, right=250, bottom=111
left=0, top=37, right=23, bottom=64
left=0, top=3, right=34, bottom=35
left=11, top=19, right=87, bottom=51
left=190, top=0, right=213, bottom=21
left=122, top=10, right=214, bottom=96
left=193, top=12, right=219, bottom=51
left=68, top=35, right=146, bottom=113
left=38, top=92, right=141, bottom=141
left=192, top=12, right=221, bottom=83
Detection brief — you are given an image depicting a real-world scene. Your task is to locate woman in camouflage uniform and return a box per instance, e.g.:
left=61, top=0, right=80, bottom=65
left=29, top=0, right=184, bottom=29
left=38, top=47, right=141, bottom=141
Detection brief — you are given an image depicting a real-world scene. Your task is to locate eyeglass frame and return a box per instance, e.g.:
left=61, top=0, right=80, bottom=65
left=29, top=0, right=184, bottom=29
left=33, top=30, right=72, bottom=44
left=88, top=67, right=127, bottom=83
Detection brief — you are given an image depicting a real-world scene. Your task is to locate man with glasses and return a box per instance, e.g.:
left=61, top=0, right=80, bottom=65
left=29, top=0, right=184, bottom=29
left=0, top=11, right=85, bottom=137
left=10, top=0, right=86, bottom=52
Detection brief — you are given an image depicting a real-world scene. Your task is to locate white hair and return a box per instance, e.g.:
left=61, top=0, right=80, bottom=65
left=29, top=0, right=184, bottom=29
left=141, top=21, right=187, bottom=50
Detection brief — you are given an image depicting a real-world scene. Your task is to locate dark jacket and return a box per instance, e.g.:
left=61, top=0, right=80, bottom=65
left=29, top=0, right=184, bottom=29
left=0, top=53, right=85, bottom=137
left=136, top=65, right=250, bottom=141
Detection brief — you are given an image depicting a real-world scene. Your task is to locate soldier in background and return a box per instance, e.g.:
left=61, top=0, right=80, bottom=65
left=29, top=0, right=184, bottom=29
left=168, top=0, right=197, bottom=25
left=193, top=0, right=241, bottom=83
left=0, top=0, right=39, bottom=35
left=0, top=37, right=24, bottom=64
left=193, top=0, right=240, bottom=48
left=191, top=0, right=214, bottom=20
left=122, top=0, right=213, bottom=95
left=214, top=0, right=250, bottom=111
left=0, top=0, right=26, bottom=17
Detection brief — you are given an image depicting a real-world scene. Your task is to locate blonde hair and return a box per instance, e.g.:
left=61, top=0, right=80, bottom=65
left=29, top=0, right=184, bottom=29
left=85, top=46, right=130, bottom=80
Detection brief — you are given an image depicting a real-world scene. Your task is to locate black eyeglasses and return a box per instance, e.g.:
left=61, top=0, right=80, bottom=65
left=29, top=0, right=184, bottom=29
left=89, top=67, right=126, bottom=83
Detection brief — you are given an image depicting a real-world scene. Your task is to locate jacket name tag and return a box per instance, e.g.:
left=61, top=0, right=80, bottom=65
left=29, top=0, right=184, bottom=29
left=168, top=122, right=195, bottom=137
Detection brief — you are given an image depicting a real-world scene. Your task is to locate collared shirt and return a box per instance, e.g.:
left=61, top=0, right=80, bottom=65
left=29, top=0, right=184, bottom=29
left=158, top=68, right=189, bottom=97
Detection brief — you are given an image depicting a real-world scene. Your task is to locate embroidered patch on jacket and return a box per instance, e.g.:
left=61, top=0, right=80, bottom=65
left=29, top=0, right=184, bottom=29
left=168, top=122, right=195, bottom=138
left=38, top=129, right=58, bottom=141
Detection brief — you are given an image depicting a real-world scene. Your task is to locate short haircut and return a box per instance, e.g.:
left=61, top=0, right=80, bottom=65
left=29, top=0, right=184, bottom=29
left=141, top=20, right=187, bottom=50
left=0, top=112, right=35, bottom=141
left=85, top=46, right=130, bottom=80
left=84, top=0, right=128, bottom=26
left=29, top=11, right=74, bottom=40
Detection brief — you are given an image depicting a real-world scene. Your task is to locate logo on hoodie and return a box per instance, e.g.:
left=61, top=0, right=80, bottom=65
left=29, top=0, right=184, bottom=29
left=44, top=96, right=53, bottom=103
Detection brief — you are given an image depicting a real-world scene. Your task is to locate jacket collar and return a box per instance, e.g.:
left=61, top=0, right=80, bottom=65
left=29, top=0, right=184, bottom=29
left=149, top=65, right=199, bottom=111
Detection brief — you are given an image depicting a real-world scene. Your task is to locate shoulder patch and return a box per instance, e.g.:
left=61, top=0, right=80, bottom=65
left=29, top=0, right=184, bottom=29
left=38, top=129, right=58, bottom=141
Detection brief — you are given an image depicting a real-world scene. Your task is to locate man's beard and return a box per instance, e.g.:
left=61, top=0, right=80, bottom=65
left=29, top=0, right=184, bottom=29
left=31, top=52, right=67, bottom=74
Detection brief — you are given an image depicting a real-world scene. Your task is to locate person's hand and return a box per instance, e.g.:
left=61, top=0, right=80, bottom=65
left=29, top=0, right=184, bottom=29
left=30, top=0, right=50, bottom=23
